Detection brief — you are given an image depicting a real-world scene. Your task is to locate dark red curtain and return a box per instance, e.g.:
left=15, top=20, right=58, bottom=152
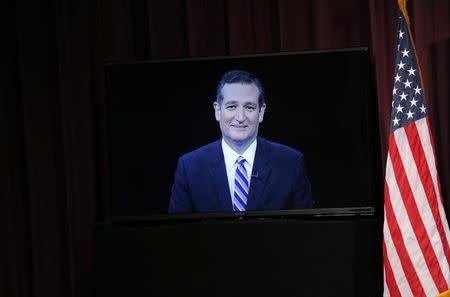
left=2, top=0, right=449, bottom=296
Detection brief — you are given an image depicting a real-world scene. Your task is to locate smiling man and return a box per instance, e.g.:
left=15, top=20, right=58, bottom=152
left=168, top=70, right=313, bottom=213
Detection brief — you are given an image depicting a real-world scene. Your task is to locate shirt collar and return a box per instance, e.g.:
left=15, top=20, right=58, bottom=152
left=221, top=138, right=257, bottom=171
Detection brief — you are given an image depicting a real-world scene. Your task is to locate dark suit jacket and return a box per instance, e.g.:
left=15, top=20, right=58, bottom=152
left=168, top=137, right=313, bottom=213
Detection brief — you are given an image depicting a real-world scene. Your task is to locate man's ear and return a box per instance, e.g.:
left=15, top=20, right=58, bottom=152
left=213, top=101, right=221, bottom=121
left=259, top=103, right=266, bottom=123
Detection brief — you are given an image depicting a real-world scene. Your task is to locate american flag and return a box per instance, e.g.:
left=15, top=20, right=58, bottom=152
left=383, top=3, right=450, bottom=297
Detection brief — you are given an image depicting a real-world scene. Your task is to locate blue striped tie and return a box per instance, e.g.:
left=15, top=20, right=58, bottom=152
left=233, top=156, right=249, bottom=211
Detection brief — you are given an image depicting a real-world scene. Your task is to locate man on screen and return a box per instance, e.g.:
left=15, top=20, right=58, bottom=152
left=169, top=70, right=313, bottom=213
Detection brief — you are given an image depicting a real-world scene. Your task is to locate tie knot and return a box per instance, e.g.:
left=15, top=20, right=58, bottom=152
left=237, top=156, right=246, bottom=166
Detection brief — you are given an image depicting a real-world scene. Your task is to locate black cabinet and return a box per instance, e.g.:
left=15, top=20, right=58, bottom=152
left=94, top=217, right=382, bottom=297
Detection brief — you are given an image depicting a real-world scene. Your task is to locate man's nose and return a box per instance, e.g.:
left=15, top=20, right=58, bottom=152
left=235, top=108, right=246, bottom=121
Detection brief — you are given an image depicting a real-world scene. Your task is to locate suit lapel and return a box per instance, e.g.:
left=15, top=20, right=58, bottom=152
left=247, top=137, right=271, bottom=210
left=209, top=141, right=233, bottom=212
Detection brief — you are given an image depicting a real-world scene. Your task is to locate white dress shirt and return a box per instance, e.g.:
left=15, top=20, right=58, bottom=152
left=221, top=138, right=257, bottom=201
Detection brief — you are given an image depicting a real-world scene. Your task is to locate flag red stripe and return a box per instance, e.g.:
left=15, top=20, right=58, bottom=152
left=407, top=122, right=450, bottom=280
left=425, top=118, right=438, bottom=161
left=389, top=132, right=446, bottom=290
left=425, top=117, right=445, bottom=204
left=425, top=118, right=450, bottom=260
left=384, top=178, right=426, bottom=296
left=383, top=240, right=402, bottom=297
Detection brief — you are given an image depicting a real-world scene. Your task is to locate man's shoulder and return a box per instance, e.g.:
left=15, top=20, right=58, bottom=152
left=259, top=137, right=304, bottom=160
left=178, top=140, right=221, bottom=163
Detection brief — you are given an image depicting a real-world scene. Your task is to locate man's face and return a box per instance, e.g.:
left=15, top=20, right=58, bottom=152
left=214, top=83, right=266, bottom=146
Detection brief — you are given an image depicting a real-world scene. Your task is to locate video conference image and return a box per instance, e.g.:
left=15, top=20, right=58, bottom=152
left=107, top=48, right=381, bottom=217
left=11, top=2, right=450, bottom=297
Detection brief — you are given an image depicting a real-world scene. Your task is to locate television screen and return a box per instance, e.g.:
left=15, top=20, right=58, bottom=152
left=106, top=47, right=381, bottom=217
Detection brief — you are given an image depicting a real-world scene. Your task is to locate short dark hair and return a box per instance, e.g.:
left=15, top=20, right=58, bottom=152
left=215, top=70, right=265, bottom=107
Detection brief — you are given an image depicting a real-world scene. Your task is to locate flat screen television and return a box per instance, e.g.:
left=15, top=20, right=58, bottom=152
left=106, top=47, right=381, bottom=218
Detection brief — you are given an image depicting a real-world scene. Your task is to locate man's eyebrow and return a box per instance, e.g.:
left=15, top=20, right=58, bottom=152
left=224, top=101, right=237, bottom=105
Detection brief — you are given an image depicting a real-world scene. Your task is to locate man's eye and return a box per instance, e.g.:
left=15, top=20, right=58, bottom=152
left=226, top=105, right=236, bottom=110
left=245, top=106, right=256, bottom=111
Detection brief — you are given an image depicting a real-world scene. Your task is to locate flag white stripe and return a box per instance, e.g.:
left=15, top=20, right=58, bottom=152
left=416, top=119, right=450, bottom=250
left=386, top=153, right=436, bottom=295
left=394, top=127, right=447, bottom=293
left=415, top=120, right=450, bottom=285
left=384, top=207, right=413, bottom=297
left=383, top=265, right=391, bottom=297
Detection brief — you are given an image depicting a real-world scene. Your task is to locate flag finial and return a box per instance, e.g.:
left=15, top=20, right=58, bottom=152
left=397, top=0, right=410, bottom=25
